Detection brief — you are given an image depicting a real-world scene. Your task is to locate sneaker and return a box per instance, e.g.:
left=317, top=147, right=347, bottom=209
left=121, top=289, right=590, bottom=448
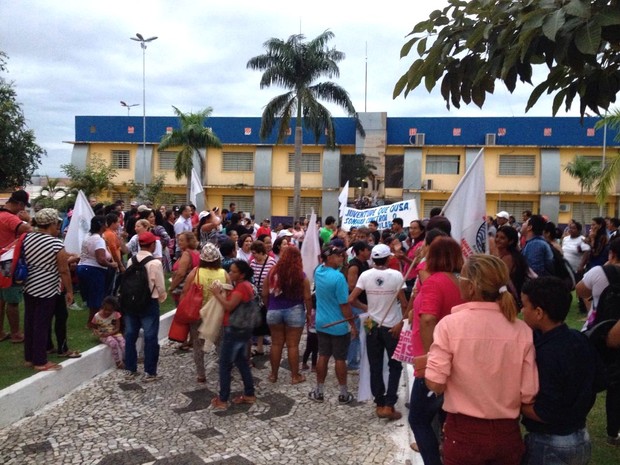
left=338, top=392, right=354, bottom=404
left=68, top=302, right=83, bottom=311
left=308, top=390, right=324, bottom=403
left=143, top=373, right=160, bottom=383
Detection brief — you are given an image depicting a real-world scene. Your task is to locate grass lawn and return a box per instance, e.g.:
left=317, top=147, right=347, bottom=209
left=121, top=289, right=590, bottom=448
left=0, top=290, right=176, bottom=390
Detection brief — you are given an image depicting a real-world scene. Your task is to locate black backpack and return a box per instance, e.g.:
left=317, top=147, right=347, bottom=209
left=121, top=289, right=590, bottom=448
left=119, top=255, right=156, bottom=314
left=549, top=245, right=576, bottom=291
left=585, top=265, right=620, bottom=386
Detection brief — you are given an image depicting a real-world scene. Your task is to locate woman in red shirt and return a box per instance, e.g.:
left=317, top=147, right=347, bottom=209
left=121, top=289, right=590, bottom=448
left=210, top=260, right=256, bottom=410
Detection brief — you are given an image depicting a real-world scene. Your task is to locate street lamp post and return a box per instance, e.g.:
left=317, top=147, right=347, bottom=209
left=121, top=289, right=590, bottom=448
left=130, top=33, right=158, bottom=190
left=120, top=100, right=139, bottom=116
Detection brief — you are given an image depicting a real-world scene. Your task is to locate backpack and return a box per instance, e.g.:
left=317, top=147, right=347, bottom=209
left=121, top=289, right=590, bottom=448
left=549, top=245, right=576, bottom=291
left=119, top=255, right=156, bottom=314
left=585, top=265, right=620, bottom=386
left=0, top=233, right=28, bottom=289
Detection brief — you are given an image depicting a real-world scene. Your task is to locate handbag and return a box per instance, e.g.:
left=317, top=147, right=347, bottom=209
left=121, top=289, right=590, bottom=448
left=391, top=320, right=414, bottom=365
left=175, top=269, right=204, bottom=323
left=228, top=287, right=262, bottom=333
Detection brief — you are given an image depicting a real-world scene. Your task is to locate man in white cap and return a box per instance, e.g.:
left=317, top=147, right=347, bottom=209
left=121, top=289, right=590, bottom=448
left=496, top=211, right=511, bottom=227
left=348, top=243, right=408, bottom=420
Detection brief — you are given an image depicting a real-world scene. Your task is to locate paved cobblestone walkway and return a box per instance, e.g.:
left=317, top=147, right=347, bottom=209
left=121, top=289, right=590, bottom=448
left=0, top=343, right=416, bottom=464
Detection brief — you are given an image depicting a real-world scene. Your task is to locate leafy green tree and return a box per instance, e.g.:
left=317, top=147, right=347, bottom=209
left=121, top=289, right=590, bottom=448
left=595, top=109, right=620, bottom=205
left=564, top=155, right=602, bottom=223
left=0, top=52, right=45, bottom=189
left=124, top=173, right=176, bottom=207
left=32, top=176, right=69, bottom=210
left=340, top=153, right=377, bottom=188
left=394, top=0, right=620, bottom=117
left=61, top=154, right=117, bottom=199
left=247, top=30, right=364, bottom=220
left=158, top=106, right=222, bottom=202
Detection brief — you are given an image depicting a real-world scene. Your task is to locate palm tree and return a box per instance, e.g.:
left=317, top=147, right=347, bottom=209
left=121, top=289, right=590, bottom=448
left=158, top=106, right=222, bottom=202
left=33, top=176, right=69, bottom=210
left=247, top=30, right=364, bottom=220
left=564, top=156, right=602, bottom=224
left=595, top=109, right=620, bottom=206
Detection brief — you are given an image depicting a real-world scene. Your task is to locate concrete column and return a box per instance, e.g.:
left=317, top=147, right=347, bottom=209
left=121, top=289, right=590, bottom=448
left=403, top=148, right=422, bottom=214
left=323, top=149, right=340, bottom=221
left=254, top=147, right=273, bottom=221
left=540, top=148, right=561, bottom=223
left=70, top=144, right=88, bottom=170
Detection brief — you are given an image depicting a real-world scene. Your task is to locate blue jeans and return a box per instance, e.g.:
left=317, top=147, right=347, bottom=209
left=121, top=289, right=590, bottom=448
left=218, top=326, right=254, bottom=402
left=523, top=429, right=591, bottom=465
left=124, top=298, right=160, bottom=376
left=366, top=325, right=402, bottom=407
left=346, top=307, right=363, bottom=369
left=408, top=377, right=444, bottom=465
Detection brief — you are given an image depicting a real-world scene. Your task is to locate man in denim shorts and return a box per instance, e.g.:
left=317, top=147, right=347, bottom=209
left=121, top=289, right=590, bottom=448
left=309, top=245, right=358, bottom=404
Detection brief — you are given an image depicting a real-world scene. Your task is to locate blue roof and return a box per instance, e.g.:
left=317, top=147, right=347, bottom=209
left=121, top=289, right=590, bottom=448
left=75, top=115, right=617, bottom=147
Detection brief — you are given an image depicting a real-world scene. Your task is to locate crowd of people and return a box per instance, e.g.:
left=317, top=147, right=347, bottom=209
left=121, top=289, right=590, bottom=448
left=1, top=190, right=620, bottom=464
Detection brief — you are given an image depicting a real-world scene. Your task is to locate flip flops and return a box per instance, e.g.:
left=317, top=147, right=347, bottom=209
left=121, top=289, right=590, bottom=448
left=34, top=362, right=62, bottom=371
left=59, top=351, right=82, bottom=358
left=0, top=333, right=10, bottom=342
left=291, top=374, right=306, bottom=385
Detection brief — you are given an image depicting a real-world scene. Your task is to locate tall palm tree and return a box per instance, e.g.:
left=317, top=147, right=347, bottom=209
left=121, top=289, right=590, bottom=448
left=247, top=30, right=364, bottom=220
left=595, top=109, right=620, bottom=206
left=158, top=106, right=222, bottom=202
left=564, top=156, right=602, bottom=224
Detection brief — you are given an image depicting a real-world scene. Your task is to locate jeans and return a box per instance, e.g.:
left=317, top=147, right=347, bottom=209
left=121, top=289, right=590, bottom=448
left=523, top=429, right=591, bottom=465
left=23, top=293, right=57, bottom=366
left=408, top=377, right=444, bottom=465
left=218, top=326, right=254, bottom=402
left=366, top=325, right=402, bottom=407
left=47, top=293, right=69, bottom=354
left=124, top=298, right=160, bottom=375
left=346, top=307, right=363, bottom=369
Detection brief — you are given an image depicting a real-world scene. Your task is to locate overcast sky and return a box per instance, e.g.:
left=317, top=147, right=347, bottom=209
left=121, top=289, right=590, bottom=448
left=1, top=0, right=580, bottom=178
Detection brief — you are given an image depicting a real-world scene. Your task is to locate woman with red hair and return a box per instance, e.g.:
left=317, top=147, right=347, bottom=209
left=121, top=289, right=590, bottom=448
left=262, top=246, right=312, bottom=384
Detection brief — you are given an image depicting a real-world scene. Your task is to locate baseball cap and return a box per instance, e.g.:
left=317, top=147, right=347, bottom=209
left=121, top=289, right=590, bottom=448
left=8, top=190, right=30, bottom=207
left=138, top=231, right=157, bottom=245
left=137, top=205, right=151, bottom=213
left=496, top=211, right=510, bottom=220
left=371, top=244, right=392, bottom=259
left=277, top=229, right=293, bottom=238
left=34, top=208, right=61, bottom=226
left=322, top=245, right=346, bottom=258
left=198, top=210, right=211, bottom=221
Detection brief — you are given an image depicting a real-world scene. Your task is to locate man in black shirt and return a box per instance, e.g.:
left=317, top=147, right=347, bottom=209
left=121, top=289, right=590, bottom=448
left=520, top=276, right=604, bottom=465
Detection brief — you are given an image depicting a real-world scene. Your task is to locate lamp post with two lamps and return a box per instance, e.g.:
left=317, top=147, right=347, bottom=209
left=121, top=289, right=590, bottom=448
left=130, top=33, right=158, bottom=190
left=120, top=101, right=139, bottom=116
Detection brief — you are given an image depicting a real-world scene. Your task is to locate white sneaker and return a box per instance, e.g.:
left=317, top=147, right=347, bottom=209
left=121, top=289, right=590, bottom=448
left=68, top=303, right=83, bottom=311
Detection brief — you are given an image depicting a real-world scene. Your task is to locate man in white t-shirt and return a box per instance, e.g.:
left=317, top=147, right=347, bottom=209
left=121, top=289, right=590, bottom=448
left=562, top=220, right=589, bottom=274
left=348, top=243, right=408, bottom=421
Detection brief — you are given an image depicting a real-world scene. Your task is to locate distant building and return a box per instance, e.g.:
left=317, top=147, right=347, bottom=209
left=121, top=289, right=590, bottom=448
left=69, top=113, right=620, bottom=223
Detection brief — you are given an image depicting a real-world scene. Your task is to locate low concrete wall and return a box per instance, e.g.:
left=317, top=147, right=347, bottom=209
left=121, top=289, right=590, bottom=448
left=0, top=310, right=176, bottom=429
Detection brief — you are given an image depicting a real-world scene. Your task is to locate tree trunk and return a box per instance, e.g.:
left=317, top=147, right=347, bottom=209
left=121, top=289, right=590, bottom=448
left=293, top=104, right=303, bottom=221
left=580, top=186, right=585, bottom=225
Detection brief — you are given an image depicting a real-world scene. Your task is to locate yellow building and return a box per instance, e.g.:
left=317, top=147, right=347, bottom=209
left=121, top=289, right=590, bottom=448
left=71, top=113, right=620, bottom=224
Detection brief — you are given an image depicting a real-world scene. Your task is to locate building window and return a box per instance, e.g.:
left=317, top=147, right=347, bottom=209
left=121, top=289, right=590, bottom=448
left=423, top=199, right=445, bottom=218
left=111, top=150, right=130, bottom=170
left=426, top=155, right=460, bottom=175
left=385, top=155, right=404, bottom=188
left=223, top=152, right=254, bottom=171
left=288, top=153, right=321, bottom=173
left=497, top=201, right=534, bottom=218
left=572, top=203, right=605, bottom=222
left=171, top=194, right=187, bottom=205
left=222, top=195, right=254, bottom=215
left=158, top=151, right=176, bottom=171
left=287, top=197, right=321, bottom=217
left=499, top=154, right=536, bottom=176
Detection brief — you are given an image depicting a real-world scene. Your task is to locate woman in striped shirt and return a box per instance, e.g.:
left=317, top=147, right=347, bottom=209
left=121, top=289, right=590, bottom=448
left=22, top=209, right=74, bottom=371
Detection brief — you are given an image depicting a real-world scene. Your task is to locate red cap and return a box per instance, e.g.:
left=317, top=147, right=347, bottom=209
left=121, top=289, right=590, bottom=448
left=138, top=231, right=157, bottom=245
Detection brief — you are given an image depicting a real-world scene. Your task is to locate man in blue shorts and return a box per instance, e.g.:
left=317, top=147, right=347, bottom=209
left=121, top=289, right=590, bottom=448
left=310, top=245, right=358, bottom=404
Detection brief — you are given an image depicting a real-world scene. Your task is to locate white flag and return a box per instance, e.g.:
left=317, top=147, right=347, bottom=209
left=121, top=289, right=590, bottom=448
left=442, top=148, right=487, bottom=256
left=338, top=180, right=349, bottom=217
left=64, top=190, right=94, bottom=255
left=301, top=209, right=320, bottom=286
left=190, top=168, right=204, bottom=205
